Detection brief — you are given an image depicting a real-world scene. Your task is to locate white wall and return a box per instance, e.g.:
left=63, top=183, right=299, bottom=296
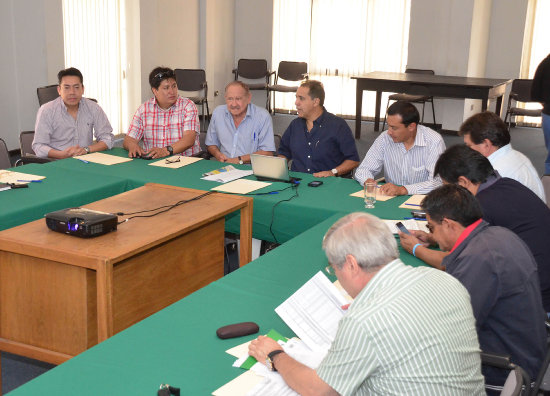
left=139, top=0, right=200, bottom=102
left=0, top=0, right=61, bottom=149
left=234, top=0, right=272, bottom=108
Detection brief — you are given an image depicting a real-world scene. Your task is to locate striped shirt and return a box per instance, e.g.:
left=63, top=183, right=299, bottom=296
left=316, top=259, right=485, bottom=396
left=33, top=97, right=114, bottom=158
left=127, top=96, right=201, bottom=156
left=354, top=125, right=445, bottom=194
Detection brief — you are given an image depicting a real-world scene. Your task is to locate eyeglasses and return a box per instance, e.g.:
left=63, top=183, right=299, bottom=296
left=165, top=157, right=180, bottom=164
left=154, top=70, right=175, bottom=81
left=325, top=265, right=336, bottom=276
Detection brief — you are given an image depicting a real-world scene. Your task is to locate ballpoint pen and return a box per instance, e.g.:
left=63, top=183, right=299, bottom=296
left=78, top=158, right=89, bottom=163
left=17, top=179, right=42, bottom=183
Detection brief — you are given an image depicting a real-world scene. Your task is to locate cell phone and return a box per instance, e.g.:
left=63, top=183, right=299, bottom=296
left=410, top=210, right=426, bottom=219
left=140, top=152, right=154, bottom=160
left=9, top=183, right=29, bottom=189
left=308, top=181, right=323, bottom=187
left=395, top=221, right=411, bottom=235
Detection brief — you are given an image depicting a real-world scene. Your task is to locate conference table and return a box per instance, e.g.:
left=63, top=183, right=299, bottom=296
left=0, top=150, right=425, bottom=394
left=0, top=148, right=406, bottom=243
left=6, top=212, right=426, bottom=395
left=352, top=71, right=512, bottom=138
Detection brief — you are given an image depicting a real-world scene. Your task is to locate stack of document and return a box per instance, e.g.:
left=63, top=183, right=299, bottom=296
left=383, top=219, right=429, bottom=234
left=213, top=272, right=350, bottom=395
left=202, top=168, right=253, bottom=183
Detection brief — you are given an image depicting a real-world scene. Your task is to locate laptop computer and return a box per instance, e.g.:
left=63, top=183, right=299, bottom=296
left=250, top=154, right=301, bottom=184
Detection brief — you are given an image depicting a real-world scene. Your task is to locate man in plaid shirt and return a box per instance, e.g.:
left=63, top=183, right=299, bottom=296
left=124, top=66, right=201, bottom=159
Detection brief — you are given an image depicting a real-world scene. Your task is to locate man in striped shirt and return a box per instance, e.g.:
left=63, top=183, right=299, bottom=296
left=124, top=67, right=201, bottom=159
left=354, top=101, right=445, bottom=195
left=249, top=212, right=485, bottom=396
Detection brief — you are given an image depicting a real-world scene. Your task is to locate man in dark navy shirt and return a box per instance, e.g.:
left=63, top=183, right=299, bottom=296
left=277, top=80, right=360, bottom=177
left=421, top=184, right=546, bottom=390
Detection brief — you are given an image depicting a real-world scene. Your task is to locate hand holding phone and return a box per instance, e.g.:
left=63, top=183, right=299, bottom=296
left=395, top=221, right=411, bottom=235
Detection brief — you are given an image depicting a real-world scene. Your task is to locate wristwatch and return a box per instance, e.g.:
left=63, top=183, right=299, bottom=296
left=331, top=168, right=338, bottom=176
left=84, top=146, right=90, bottom=154
left=238, top=156, right=244, bottom=165
left=266, top=349, right=285, bottom=372
left=166, top=145, right=174, bottom=156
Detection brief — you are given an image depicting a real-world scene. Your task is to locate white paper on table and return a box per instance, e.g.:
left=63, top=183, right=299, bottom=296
left=202, top=169, right=253, bottom=183
left=212, top=370, right=264, bottom=396
left=275, top=271, right=347, bottom=352
left=0, top=170, right=46, bottom=184
left=383, top=219, right=429, bottom=234
left=398, top=194, right=426, bottom=209
left=226, top=340, right=252, bottom=358
left=211, top=179, right=271, bottom=194
left=149, top=155, right=203, bottom=168
left=73, top=152, right=133, bottom=165
left=349, top=189, right=394, bottom=201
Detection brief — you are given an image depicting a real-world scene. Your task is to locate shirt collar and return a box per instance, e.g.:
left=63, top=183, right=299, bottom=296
left=477, top=170, right=501, bottom=194
left=154, top=96, right=178, bottom=111
left=411, top=125, right=427, bottom=148
left=224, top=103, right=253, bottom=120
left=449, top=218, right=483, bottom=253
left=488, top=143, right=511, bottom=161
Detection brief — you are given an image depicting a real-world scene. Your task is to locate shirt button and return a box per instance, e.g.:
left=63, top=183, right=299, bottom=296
left=308, top=155, right=311, bottom=158
left=308, top=142, right=311, bottom=145
left=307, top=169, right=310, bottom=171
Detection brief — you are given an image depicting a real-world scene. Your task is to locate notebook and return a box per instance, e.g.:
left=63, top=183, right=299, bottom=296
left=250, top=154, right=301, bottom=184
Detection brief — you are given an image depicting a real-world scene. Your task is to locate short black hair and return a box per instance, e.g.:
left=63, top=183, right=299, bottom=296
left=459, top=111, right=510, bottom=148
left=387, top=101, right=420, bottom=126
left=58, top=67, right=83, bottom=85
left=421, top=184, right=483, bottom=227
left=149, top=67, right=176, bottom=89
left=300, top=80, right=325, bottom=106
left=434, top=144, right=495, bottom=184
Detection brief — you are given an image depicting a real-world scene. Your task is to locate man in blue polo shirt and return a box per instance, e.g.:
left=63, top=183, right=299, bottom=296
left=277, top=80, right=360, bottom=177
left=206, top=81, right=275, bottom=164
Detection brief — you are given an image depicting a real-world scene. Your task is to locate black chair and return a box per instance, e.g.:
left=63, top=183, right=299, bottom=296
left=504, top=79, right=542, bottom=130
left=542, top=175, right=550, bottom=209
left=14, top=131, right=53, bottom=166
left=174, top=69, right=210, bottom=132
left=37, top=84, right=59, bottom=106
left=0, top=138, right=11, bottom=169
left=274, top=133, right=282, bottom=152
left=192, top=131, right=211, bottom=159
left=233, top=59, right=272, bottom=108
left=382, top=68, right=436, bottom=130
left=481, top=352, right=530, bottom=396
left=267, top=61, right=308, bottom=114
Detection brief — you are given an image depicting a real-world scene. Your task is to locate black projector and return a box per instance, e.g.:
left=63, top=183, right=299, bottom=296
left=45, top=208, right=118, bottom=238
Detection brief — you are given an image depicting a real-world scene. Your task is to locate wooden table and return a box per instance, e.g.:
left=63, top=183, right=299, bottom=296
left=0, top=183, right=252, bottom=371
left=352, top=71, right=511, bottom=138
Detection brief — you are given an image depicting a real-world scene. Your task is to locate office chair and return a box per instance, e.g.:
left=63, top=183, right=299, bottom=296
left=267, top=61, right=308, bottom=114
left=0, top=138, right=11, bottom=169
left=481, top=352, right=530, bottom=396
left=14, top=131, right=53, bottom=166
left=504, top=79, right=542, bottom=130
left=381, top=68, right=436, bottom=131
left=273, top=133, right=282, bottom=153
left=174, top=69, right=210, bottom=132
left=193, top=131, right=210, bottom=159
left=233, top=59, right=272, bottom=109
left=37, top=84, right=60, bottom=106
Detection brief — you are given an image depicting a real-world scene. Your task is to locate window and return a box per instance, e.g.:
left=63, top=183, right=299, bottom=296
left=272, top=0, right=411, bottom=117
left=519, top=0, right=550, bottom=125
left=62, top=0, right=128, bottom=133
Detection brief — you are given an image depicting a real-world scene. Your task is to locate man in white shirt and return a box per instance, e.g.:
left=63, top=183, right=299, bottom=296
left=460, top=111, right=546, bottom=202
left=354, top=101, right=445, bottom=195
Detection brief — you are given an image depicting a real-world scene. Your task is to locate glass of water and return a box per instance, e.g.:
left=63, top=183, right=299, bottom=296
left=364, top=181, right=377, bottom=209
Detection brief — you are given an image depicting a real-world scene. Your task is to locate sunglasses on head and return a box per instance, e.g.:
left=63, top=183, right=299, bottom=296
left=154, top=70, right=175, bottom=81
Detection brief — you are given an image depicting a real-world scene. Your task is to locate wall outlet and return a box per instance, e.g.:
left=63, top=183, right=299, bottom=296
left=214, top=90, right=219, bottom=97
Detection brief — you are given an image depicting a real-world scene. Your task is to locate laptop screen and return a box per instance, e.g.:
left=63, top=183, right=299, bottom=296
left=250, top=154, right=291, bottom=182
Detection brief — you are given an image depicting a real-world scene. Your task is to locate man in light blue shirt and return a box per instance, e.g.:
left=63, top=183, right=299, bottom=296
left=206, top=81, right=275, bottom=164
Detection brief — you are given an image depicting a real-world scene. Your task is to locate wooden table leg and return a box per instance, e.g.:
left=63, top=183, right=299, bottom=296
left=239, top=200, right=253, bottom=267
left=374, top=90, right=382, bottom=132
left=355, top=82, right=363, bottom=139
left=96, top=261, right=114, bottom=342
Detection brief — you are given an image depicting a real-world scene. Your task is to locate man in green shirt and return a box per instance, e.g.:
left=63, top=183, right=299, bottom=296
left=249, top=212, right=485, bottom=396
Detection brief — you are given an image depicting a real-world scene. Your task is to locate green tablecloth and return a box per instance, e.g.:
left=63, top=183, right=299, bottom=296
left=7, top=213, right=425, bottom=395
left=4, top=148, right=414, bottom=241
left=0, top=163, right=130, bottom=231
